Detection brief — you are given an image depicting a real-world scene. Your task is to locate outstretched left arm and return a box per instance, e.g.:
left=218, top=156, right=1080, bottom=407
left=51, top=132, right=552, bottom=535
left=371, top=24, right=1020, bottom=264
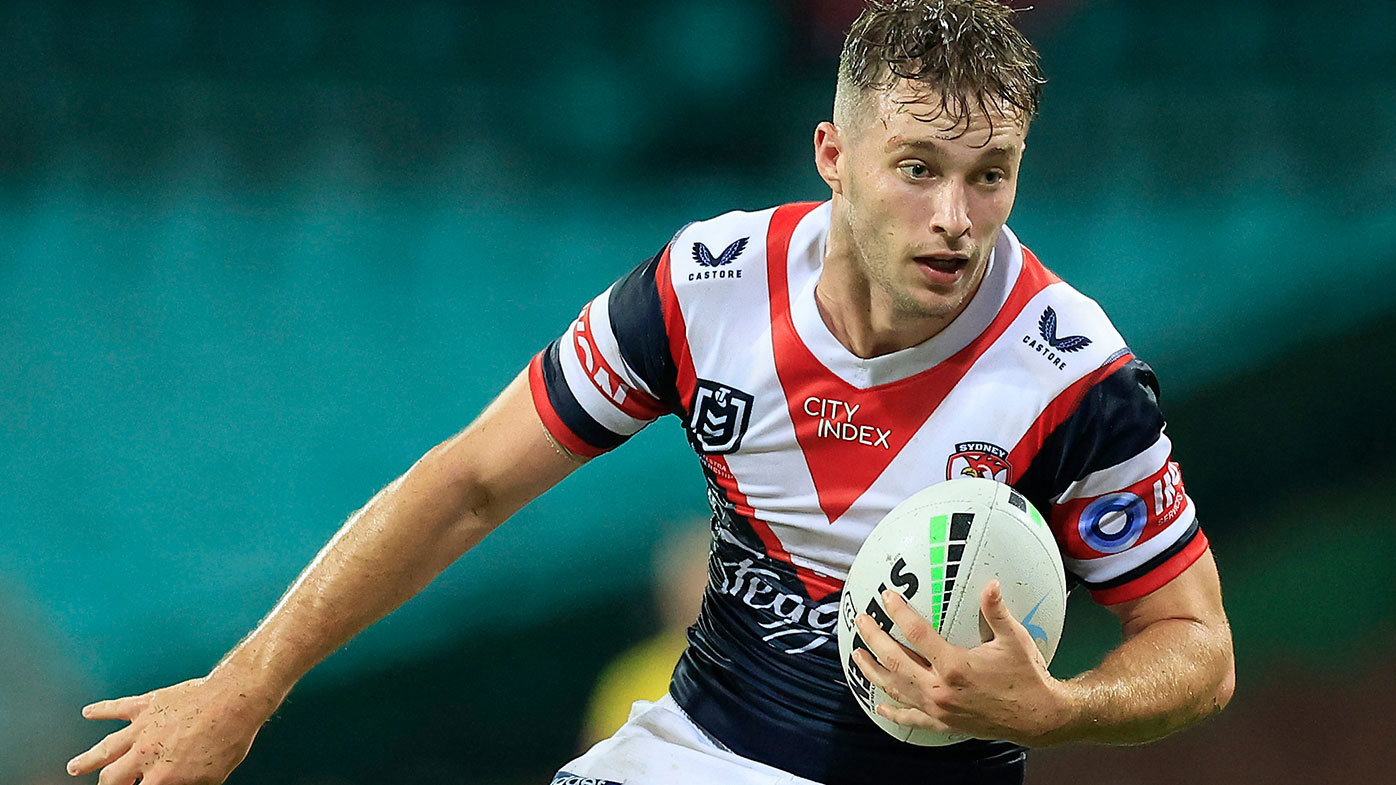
left=853, top=548, right=1234, bottom=746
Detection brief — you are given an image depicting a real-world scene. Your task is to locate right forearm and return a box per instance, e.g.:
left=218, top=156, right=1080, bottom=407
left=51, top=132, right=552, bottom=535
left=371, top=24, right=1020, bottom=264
left=208, top=441, right=501, bottom=707
left=70, top=372, right=582, bottom=785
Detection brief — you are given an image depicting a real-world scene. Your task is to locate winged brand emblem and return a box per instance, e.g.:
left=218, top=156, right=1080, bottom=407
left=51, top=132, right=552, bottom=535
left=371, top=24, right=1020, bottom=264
left=692, top=237, right=749, bottom=267
left=1038, top=306, right=1092, bottom=353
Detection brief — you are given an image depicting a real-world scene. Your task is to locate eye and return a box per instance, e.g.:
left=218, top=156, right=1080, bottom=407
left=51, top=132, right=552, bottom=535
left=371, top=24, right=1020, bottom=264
left=898, top=162, right=931, bottom=180
left=980, top=169, right=1007, bottom=186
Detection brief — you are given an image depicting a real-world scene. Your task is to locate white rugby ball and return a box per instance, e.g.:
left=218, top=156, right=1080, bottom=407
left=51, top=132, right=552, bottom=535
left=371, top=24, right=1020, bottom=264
left=837, top=477, right=1067, bottom=745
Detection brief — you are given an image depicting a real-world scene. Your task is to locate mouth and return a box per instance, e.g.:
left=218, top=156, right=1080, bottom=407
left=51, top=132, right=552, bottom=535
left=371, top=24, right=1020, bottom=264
left=914, top=254, right=969, bottom=273
left=913, top=254, right=970, bottom=286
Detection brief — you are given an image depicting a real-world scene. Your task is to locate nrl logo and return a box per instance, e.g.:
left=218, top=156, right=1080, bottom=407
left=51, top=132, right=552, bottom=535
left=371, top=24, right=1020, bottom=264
left=689, top=379, right=755, bottom=455
left=692, top=237, right=748, bottom=267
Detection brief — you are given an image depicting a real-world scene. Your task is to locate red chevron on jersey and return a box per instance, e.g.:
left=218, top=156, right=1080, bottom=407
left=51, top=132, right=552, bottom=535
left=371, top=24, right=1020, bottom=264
left=765, top=204, right=1061, bottom=524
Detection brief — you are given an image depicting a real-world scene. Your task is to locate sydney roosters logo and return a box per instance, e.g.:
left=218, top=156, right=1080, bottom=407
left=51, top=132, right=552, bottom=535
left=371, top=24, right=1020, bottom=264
left=947, top=441, right=1012, bottom=483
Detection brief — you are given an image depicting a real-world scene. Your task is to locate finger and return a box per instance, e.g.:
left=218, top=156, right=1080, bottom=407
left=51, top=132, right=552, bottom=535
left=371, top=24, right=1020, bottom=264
left=853, top=617, right=941, bottom=709
left=881, top=589, right=956, bottom=663
left=67, top=726, right=138, bottom=776
left=853, top=614, right=904, bottom=674
left=82, top=696, right=146, bottom=721
left=876, top=703, right=956, bottom=733
left=851, top=645, right=892, bottom=684
left=853, top=648, right=921, bottom=709
left=94, top=751, right=145, bottom=785
left=978, top=580, right=1029, bottom=644
left=854, top=611, right=928, bottom=674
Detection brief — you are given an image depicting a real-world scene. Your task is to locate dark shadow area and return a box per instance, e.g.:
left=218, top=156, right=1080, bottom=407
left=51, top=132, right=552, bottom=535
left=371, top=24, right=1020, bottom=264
left=233, top=601, right=655, bottom=785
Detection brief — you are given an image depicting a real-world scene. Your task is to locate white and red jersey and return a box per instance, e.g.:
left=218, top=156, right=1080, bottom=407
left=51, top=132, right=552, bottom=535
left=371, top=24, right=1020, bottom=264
left=530, top=201, right=1207, bottom=784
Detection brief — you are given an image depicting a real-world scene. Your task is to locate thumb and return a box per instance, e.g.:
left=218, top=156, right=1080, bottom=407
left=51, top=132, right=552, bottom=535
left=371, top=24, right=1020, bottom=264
left=978, top=580, right=1024, bottom=641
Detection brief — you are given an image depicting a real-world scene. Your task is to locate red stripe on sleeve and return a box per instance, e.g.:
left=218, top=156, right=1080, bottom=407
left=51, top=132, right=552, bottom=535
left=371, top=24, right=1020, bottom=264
left=1055, top=461, right=1191, bottom=560
left=1090, top=532, right=1210, bottom=605
left=1006, top=350, right=1136, bottom=473
left=655, top=244, right=697, bottom=411
left=527, top=351, right=606, bottom=458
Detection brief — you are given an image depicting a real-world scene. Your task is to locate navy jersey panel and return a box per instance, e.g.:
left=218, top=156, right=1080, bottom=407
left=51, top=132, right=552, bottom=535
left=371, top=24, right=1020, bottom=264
left=670, top=468, right=1026, bottom=785
left=531, top=248, right=680, bottom=455
left=538, top=339, right=630, bottom=453
left=1015, top=358, right=1166, bottom=506
left=607, top=246, right=683, bottom=414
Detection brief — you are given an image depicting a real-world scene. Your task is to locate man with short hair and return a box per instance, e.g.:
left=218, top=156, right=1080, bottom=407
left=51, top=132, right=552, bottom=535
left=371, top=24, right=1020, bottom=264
left=68, top=3, right=1233, bottom=784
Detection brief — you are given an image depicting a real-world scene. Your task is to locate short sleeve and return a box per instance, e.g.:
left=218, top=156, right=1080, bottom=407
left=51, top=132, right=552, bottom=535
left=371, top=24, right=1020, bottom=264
left=1018, top=358, right=1208, bottom=604
left=528, top=246, right=681, bottom=457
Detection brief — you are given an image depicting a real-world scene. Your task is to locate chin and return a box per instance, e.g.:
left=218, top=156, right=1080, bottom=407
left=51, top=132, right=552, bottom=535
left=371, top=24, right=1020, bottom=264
left=901, top=291, right=966, bottom=320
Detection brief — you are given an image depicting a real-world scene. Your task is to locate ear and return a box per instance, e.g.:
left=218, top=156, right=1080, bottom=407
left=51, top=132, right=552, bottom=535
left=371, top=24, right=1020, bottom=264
left=813, top=121, right=845, bottom=195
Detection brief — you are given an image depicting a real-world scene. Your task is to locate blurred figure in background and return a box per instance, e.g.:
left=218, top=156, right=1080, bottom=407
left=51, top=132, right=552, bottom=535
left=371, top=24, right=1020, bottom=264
left=580, top=522, right=711, bottom=748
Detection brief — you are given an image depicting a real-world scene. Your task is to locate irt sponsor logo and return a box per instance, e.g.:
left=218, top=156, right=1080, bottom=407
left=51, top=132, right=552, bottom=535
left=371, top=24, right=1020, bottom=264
left=1152, top=461, right=1186, bottom=522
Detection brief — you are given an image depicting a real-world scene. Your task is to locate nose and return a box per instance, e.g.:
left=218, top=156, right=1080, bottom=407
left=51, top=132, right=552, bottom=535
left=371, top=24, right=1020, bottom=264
left=929, top=180, right=971, bottom=240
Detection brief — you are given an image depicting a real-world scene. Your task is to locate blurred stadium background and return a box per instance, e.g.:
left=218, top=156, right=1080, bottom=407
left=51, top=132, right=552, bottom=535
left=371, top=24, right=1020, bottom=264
left=4, top=1, right=1394, bottom=783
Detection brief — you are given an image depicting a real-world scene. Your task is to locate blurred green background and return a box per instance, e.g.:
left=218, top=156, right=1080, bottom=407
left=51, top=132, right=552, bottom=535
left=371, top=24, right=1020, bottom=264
left=4, top=1, right=1394, bottom=783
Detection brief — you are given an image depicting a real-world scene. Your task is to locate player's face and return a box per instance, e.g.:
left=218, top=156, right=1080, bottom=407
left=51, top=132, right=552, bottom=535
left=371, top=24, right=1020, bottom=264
left=826, top=82, right=1026, bottom=322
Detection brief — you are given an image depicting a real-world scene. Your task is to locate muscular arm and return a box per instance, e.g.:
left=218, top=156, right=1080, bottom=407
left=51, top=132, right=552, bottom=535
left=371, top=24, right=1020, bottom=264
left=855, top=550, right=1234, bottom=747
left=1043, top=548, right=1235, bottom=745
left=69, top=370, right=586, bottom=784
left=208, top=370, right=584, bottom=704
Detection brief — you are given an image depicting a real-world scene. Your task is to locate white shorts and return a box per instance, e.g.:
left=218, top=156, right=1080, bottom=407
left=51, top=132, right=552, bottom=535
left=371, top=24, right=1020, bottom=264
left=552, top=694, right=823, bottom=785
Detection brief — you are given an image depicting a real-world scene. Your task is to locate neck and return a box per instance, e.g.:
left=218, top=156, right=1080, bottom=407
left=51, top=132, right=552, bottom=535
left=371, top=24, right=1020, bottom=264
left=815, top=217, right=984, bottom=360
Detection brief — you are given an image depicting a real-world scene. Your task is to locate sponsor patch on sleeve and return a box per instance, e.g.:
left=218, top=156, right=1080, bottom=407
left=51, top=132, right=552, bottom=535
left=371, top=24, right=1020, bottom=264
left=1054, top=459, right=1189, bottom=562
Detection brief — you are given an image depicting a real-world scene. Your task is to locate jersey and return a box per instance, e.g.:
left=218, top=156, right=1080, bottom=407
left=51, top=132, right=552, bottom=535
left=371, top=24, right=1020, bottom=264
left=530, top=201, right=1207, bottom=785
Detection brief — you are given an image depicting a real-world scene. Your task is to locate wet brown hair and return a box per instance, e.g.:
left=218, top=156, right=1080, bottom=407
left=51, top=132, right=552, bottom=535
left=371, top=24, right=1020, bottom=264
left=834, top=0, right=1045, bottom=137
